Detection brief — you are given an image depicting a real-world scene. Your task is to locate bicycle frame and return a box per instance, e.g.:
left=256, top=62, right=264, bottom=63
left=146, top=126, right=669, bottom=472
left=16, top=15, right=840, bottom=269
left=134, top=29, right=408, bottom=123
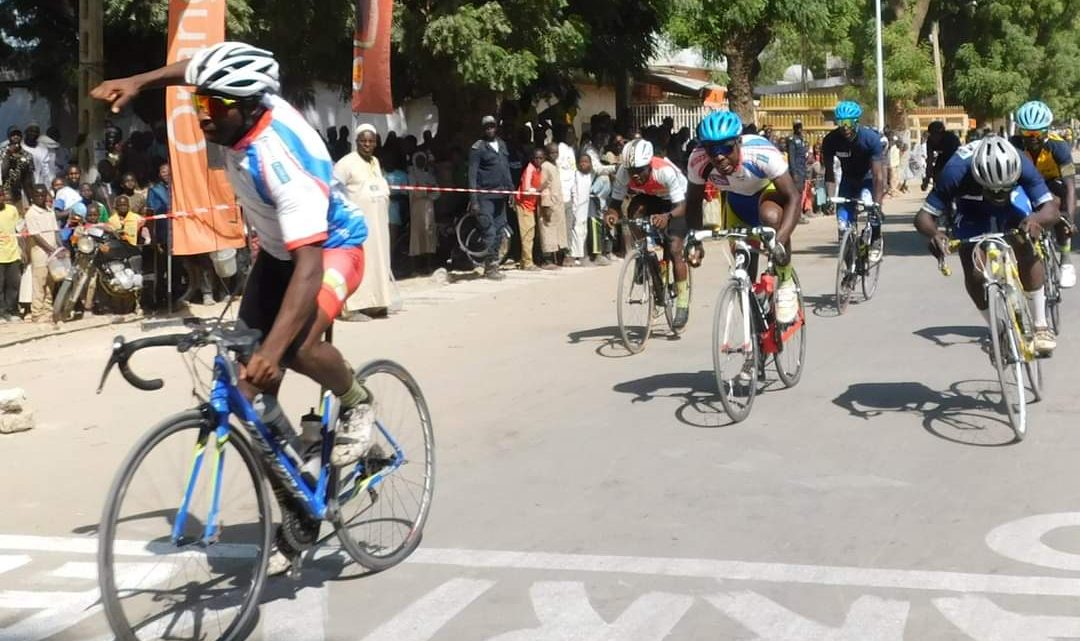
left=172, top=350, right=406, bottom=548
left=964, top=233, right=1036, bottom=361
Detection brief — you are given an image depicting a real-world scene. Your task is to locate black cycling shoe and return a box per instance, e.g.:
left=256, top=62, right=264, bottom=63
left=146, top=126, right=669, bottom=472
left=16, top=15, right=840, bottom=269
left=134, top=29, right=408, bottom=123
left=673, top=306, right=689, bottom=329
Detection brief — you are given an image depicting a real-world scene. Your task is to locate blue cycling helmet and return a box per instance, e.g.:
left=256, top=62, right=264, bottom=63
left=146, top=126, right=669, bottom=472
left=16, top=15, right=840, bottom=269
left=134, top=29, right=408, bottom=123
left=834, top=101, right=863, bottom=121
left=1016, top=100, right=1053, bottom=131
left=697, top=111, right=743, bottom=142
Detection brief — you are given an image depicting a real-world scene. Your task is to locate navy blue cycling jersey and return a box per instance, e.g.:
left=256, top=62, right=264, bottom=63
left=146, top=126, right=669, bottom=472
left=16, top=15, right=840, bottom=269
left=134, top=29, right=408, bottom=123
left=821, top=126, right=885, bottom=192
left=923, top=141, right=1053, bottom=220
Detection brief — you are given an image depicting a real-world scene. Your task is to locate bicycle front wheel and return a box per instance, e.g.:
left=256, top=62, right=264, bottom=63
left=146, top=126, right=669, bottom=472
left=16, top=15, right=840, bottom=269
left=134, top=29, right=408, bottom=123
left=334, top=360, right=435, bottom=572
left=713, top=281, right=759, bottom=422
left=835, top=230, right=856, bottom=314
left=1043, top=241, right=1062, bottom=335
left=99, top=410, right=271, bottom=641
left=861, top=229, right=882, bottom=301
left=774, top=270, right=807, bottom=388
left=617, top=248, right=654, bottom=353
left=987, top=285, right=1027, bottom=441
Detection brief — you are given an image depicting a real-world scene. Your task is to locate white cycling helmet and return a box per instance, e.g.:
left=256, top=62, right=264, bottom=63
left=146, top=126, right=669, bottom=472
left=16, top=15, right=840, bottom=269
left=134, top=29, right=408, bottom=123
left=185, top=42, right=280, bottom=98
left=622, top=139, right=654, bottom=170
left=971, top=135, right=1022, bottom=191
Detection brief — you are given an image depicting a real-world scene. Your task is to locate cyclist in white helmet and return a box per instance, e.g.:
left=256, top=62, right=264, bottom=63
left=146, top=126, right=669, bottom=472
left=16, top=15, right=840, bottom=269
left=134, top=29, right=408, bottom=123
left=915, top=135, right=1061, bottom=353
left=92, top=42, right=376, bottom=575
left=604, top=138, right=692, bottom=327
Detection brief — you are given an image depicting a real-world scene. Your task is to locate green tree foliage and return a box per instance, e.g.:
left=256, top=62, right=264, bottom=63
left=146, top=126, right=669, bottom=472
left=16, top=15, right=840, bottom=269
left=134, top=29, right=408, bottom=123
left=665, top=0, right=859, bottom=120
left=949, top=0, right=1080, bottom=121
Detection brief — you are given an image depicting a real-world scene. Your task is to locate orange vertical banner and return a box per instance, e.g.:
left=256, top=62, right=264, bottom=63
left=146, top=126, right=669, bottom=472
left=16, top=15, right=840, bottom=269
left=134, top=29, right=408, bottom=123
left=352, top=0, right=393, bottom=114
left=166, top=0, right=246, bottom=256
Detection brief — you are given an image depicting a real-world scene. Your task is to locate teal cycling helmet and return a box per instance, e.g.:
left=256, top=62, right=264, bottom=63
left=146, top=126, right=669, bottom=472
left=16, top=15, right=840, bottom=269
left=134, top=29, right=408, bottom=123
left=834, top=101, right=863, bottom=121
left=1015, top=100, right=1053, bottom=131
left=697, top=111, right=743, bottom=142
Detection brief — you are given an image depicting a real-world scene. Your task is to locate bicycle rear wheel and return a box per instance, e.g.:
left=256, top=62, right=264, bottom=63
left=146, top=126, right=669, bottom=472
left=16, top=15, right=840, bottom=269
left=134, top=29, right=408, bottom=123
left=334, top=360, right=434, bottom=572
left=99, top=410, right=271, bottom=641
left=861, top=229, right=882, bottom=301
left=987, top=285, right=1027, bottom=441
left=617, top=248, right=654, bottom=353
left=834, top=229, right=857, bottom=314
left=713, top=281, right=759, bottom=422
left=774, top=270, right=807, bottom=388
left=1043, top=240, right=1062, bottom=335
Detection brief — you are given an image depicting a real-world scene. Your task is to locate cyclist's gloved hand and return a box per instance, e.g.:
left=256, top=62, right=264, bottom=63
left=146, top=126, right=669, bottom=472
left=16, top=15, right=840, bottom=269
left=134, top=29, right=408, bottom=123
left=650, top=213, right=670, bottom=229
left=242, top=349, right=283, bottom=389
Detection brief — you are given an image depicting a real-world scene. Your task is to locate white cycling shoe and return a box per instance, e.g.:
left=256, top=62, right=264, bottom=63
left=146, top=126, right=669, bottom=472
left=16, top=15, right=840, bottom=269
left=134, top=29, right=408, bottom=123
left=331, top=403, right=375, bottom=467
left=775, top=279, right=799, bottom=324
left=1060, top=263, right=1076, bottom=288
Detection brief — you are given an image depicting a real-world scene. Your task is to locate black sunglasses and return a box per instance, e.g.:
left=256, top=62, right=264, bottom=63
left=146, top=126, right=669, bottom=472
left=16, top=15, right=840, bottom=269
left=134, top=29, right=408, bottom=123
left=704, top=139, right=738, bottom=157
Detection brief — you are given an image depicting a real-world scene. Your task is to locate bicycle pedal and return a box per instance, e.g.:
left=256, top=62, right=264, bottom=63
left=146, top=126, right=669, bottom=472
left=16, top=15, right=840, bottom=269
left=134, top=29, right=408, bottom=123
left=287, top=556, right=304, bottom=580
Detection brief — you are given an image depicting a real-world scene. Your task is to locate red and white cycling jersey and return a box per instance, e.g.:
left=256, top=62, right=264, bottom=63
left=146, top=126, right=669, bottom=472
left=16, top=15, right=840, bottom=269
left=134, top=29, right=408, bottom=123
left=610, top=156, right=688, bottom=203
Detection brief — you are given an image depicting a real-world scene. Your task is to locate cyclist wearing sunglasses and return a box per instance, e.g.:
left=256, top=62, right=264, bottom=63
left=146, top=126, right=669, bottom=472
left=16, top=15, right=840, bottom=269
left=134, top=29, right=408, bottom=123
left=1010, top=100, right=1076, bottom=288
left=92, top=42, right=377, bottom=574
left=685, top=110, right=802, bottom=324
left=915, top=135, right=1060, bottom=354
left=604, top=138, right=692, bottom=328
left=821, top=101, right=887, bottom=262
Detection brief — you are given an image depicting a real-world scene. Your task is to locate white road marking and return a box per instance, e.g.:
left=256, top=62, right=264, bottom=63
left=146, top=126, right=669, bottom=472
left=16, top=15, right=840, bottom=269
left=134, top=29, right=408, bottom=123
left=487, top=581, right=693, bottom=641
left=403, top=547, right=1080, bottom=597
left=936, top=595, right=1080, bottom=640
left=0, top=556, right=29, bottom=576
left=358, top=578, right=494, bottom=641
left=708, top=591, right=909, bottom=641
left=0, top=534, right=257, bottom=558
left=985, top=512, right=1080, bottom=571
left=5, top=533, right=1080, bottom=597
left=263, top=585, right=328, bottom=641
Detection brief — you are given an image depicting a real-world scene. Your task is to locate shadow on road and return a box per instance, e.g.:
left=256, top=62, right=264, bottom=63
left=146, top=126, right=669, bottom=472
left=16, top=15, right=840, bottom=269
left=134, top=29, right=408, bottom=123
left=567, top=325, right=682, bottom=358
left=612, top=369, right=786, bottom=428
left=913, top=325, right=985, bottom=349
left=832, top=380, right=1018, bottom=447
left=802, top=294, right=841, bottom=318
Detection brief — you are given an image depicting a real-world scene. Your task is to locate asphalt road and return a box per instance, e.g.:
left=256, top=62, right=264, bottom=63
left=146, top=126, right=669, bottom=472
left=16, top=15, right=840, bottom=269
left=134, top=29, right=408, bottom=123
left=3, top=191, right=1080, bottom=640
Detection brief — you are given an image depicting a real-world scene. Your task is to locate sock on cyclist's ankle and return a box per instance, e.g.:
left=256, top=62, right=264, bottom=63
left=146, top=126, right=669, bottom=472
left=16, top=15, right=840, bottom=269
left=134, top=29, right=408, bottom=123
left=1060, top=240, right=1072, bottom=255
left=1027, top=287, right=1048, bottom=328
left=340, top=378, right=370, bottom=408
left=676, top=280, right=690, bottom=307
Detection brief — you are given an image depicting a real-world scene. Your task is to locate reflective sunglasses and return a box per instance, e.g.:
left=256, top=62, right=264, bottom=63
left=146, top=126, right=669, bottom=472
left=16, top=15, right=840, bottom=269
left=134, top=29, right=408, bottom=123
left=837, top=118, right=859, bottom=129
left=703, top=139, right=738, bottom=157
left=192, top=94, right=240, bottom=117
left=1020, top=128, right=1048, bottom=139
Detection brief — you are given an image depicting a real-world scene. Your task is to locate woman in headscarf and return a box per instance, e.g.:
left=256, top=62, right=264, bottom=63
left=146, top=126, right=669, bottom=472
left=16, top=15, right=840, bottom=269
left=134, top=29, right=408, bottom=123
left=407, top=152, right=440, bottom=274
left=335, top=124, right=393, bottom=319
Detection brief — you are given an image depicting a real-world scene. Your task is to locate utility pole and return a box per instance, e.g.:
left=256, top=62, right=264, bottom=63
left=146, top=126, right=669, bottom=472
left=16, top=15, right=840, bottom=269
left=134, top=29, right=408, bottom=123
left=874, top=0, right=885, bottom=131
left=77, top=0, right=106, bottom=175
left=930, top=21, right=945, bottom=108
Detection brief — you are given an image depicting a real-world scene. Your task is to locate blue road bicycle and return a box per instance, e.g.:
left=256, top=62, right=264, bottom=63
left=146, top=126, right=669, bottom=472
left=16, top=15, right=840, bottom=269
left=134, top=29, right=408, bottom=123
left=95, top=318, right=434, bottom=641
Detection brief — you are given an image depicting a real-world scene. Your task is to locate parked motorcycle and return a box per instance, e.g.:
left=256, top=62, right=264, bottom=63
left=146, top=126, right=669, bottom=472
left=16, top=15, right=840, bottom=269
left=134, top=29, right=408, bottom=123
left=52, top=225, right=143, bottom=322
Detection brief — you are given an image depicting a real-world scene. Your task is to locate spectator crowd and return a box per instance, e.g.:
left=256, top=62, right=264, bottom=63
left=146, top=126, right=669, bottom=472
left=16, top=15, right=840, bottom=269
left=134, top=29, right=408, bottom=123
left=0, top=104, right=977, bottom=326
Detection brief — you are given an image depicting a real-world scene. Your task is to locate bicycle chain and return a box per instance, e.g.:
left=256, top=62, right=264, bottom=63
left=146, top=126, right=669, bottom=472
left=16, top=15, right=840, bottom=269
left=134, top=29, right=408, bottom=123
left=271, top=477, right=321, bottom=557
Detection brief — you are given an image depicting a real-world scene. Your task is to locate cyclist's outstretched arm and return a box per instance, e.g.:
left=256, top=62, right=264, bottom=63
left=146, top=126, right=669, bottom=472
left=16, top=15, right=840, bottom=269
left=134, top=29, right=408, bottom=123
left=91, top=60, right=191, bottom=113
left=771, top=172, right=801, bottom=246
left=871, top=159, right=887, bottom=205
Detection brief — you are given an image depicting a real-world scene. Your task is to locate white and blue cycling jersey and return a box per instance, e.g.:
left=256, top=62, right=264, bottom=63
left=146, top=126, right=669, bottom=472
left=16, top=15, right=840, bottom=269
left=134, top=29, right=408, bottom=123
left=923, top=141, right=1053, bottom=240
left=224, top=94, right=368, bottom=261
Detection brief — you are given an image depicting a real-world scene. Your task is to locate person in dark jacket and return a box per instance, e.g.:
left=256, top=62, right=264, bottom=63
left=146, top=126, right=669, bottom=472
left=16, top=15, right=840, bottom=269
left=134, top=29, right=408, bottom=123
left=922, top=120, right=961, bottom=191
left=786, top=121, right=809, bottom=213
left=468, top=115, right=514, bottom=280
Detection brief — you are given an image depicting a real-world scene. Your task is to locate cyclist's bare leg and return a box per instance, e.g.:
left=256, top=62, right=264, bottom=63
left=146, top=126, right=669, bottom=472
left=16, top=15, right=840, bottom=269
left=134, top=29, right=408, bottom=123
left=290, top=310, right=353, bottom=396
left=758, top=197, right=791, bottom=255
left=960, top=248, right=989, bottom=311
left=1009, top=234, right=1046, bottom=291
left=668, top=235, right=688, bottom=283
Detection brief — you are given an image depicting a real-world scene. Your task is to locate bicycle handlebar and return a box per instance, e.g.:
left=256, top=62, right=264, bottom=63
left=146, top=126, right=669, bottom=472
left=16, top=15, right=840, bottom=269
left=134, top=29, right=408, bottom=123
left=934, top=229, right=1031, bottom=278
left=96, top=321, right=263, bottom=394
left=693, top=226, right=777, bottom=246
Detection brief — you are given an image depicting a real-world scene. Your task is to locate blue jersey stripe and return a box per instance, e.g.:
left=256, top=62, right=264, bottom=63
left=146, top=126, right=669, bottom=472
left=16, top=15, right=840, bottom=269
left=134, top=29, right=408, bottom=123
left=245, top=146, right=274, bottom=205
left=269, top=120, right=334, bottom=187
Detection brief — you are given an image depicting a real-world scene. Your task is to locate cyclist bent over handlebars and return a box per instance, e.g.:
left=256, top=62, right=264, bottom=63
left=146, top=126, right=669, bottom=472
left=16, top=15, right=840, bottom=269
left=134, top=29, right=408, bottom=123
left=604, top=139, right=692, bottom=328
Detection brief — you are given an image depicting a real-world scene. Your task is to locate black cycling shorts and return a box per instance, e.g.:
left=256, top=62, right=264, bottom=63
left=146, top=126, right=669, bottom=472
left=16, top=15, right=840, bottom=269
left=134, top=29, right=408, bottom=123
left=238, top=251, right=318, bottom=365
left=627, top=194, right=688, bottom=238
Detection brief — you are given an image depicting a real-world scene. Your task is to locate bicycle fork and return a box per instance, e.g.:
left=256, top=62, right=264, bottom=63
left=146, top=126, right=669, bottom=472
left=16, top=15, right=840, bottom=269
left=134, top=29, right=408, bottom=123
left=172, top=404, right=229, bottom=547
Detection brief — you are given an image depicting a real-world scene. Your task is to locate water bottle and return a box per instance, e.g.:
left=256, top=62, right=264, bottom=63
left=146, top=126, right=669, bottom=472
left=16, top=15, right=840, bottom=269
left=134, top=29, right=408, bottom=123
left=299, top=409, right=323, bottom=484
left=253, top=394, right=302, bottom=466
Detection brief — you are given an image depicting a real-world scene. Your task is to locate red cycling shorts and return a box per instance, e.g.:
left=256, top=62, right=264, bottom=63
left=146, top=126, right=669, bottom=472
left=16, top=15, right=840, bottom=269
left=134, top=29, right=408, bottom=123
left=318, top=246, right=365, bottom=319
